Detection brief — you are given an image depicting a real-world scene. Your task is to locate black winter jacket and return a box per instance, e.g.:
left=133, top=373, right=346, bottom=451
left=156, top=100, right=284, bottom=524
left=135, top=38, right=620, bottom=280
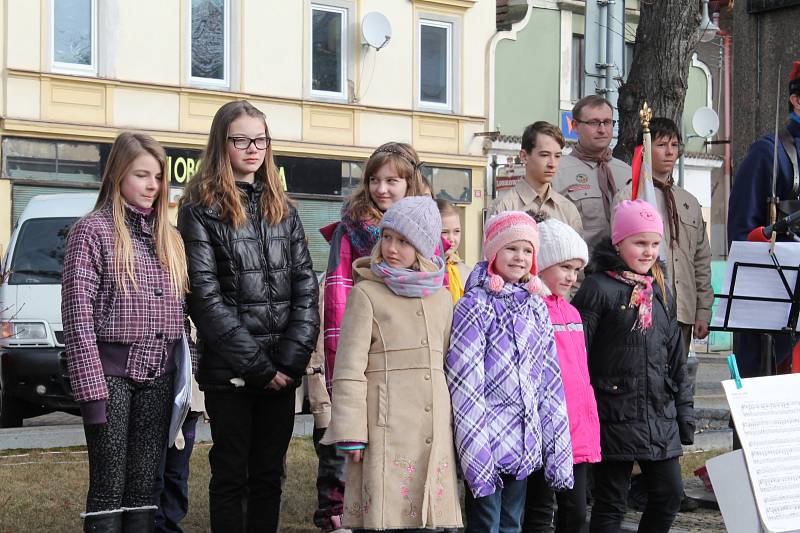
left=177, top=181, right=319, bottom=392
left=571, top=239, right=695, bottom=462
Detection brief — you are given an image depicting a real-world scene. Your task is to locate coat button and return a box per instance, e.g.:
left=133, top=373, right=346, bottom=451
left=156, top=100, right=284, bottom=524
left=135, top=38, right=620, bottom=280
left=425, top=437, right=432, bottom=445
left=421, top=339, right=428, bottom=346
left=154, top=288, right=163, bottom=296
left=424, top=374, right=431, bottom=381
left=425, top=405, right=432, bottom=413
left=416, top=310, right=423, bottom=316
left=155, top=332, right=164, bottom=339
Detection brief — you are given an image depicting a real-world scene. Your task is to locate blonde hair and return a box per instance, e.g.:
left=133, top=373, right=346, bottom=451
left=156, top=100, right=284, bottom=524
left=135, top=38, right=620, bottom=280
left=93, top=132, right=188, bottom=296
left=182, top=100, right=290, bottom=226
left=652, top=262, right=668, bottom=305
left=344, top=142, right=425, bottom=222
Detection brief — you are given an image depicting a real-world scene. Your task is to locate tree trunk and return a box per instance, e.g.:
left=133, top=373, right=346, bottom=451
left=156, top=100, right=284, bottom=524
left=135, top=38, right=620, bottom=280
left=613, top=0, right=701, bottom=164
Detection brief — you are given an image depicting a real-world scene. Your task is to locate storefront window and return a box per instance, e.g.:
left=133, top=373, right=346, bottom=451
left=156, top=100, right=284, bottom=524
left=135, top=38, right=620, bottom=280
left=275, top=155, right=362, bottom=197
left=421, top=166, right=472, bottom=204
left=2, top=138, right=102, bottom=184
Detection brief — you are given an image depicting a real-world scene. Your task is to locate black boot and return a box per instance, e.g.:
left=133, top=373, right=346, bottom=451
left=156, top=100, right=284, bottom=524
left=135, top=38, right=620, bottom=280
left=82, top=509, right=123, bottom=533
left=121, top=506, right=157, bottom=533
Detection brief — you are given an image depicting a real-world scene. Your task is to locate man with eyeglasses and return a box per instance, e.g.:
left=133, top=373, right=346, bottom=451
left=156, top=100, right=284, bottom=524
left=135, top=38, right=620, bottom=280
left=555, top=95, right=632, bottom=253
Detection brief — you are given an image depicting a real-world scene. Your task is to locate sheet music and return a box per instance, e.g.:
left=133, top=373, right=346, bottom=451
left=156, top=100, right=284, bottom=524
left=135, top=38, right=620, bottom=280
left=723, top=375, right=800, bottom=532
left=712, top=241, right=800, bottom=332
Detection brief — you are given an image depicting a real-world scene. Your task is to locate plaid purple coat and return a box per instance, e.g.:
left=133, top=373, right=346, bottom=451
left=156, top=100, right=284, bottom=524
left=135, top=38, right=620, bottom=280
left=62, top=205, right=193, bottom=403
left=445, top=262, right=574, bottom=498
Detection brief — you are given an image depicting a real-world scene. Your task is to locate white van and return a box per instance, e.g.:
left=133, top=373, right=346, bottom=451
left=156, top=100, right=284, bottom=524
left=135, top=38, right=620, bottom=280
left=0, top=193, right=97, bottom=427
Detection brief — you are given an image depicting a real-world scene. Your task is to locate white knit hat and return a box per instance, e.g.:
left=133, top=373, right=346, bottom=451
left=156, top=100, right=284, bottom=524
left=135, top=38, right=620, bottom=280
left=537, top=218, right=589, bottom=272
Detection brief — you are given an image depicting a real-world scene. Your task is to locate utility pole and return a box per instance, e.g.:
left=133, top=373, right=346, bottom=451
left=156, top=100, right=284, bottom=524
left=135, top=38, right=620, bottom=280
left=583, top=0, right=626, bottom=124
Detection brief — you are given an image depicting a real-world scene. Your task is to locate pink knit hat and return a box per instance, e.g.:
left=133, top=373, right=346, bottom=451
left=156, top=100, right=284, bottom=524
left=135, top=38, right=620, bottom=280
left=483, top=211, right=544, bottom=293
left=611, top=199, right=664, bottom=245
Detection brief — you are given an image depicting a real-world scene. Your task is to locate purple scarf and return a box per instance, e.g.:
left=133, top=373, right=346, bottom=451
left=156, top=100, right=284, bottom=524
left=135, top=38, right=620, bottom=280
left=370, top=256, right=446, bottom=298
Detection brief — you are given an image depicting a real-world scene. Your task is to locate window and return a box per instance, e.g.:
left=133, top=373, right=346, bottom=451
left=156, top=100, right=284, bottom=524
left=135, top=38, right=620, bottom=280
left=418, top=19, right=453, bottom=110
left=625, top=42, right=635, bottom=79
left=51, top=0, right=97, bottom=75
left=189, top=0, right=229, bottom=87
left=8, top=218, right=78, bottom=285
left=421, top=166, right=472, bottom=204
left=310, top=4, right=348, bottom=98
left=571, top=34, right=584, bottom=102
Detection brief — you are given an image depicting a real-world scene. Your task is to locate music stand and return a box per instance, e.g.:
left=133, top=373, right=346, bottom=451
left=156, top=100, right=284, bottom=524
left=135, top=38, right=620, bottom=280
left=711, top=241, right=800, bottom=373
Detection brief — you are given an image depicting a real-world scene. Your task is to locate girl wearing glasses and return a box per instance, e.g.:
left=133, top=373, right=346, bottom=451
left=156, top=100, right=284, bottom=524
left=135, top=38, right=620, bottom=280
left=178, top=100, right=319, bottom=533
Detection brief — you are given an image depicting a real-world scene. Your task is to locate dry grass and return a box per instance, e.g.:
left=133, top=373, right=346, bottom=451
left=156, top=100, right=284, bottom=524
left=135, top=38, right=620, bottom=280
left=0, top=439, right=726, bottom=533
left=0, top=437, right=318, bottom=533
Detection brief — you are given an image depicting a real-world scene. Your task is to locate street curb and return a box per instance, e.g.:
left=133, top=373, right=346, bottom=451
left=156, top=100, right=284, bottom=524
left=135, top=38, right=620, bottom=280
left=0, top=414, right=315, bottom=451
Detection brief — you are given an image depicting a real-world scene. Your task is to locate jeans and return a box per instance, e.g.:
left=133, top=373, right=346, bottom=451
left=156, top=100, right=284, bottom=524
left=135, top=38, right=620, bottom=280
left=464, top=474, right=528, bottom=533
left=84, top=374, right=173, bottom=512
left=152, top=412, right=201, bottom=533
left=523, top=463, right=589, bottom=533
left=205, top=390, right=296, bottom=533
left=589, top=458, right=682, bottom=533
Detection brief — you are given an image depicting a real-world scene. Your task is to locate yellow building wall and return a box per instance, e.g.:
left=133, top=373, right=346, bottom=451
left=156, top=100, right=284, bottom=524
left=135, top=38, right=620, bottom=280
left=114, top=0, right=182, bottom=86
left=7, top=0, right=40, bottom=71
left=243, top=1, right=303, bottom=98
left=0, top=0, right=494, bottom=260
left=358, top=0, right=414, bottom=109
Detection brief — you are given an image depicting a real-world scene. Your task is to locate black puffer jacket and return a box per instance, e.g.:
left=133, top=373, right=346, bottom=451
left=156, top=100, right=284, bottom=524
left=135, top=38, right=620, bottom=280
left=178, top=181, right=319, bottom=392
left=571, top=239, right=694, bottom=461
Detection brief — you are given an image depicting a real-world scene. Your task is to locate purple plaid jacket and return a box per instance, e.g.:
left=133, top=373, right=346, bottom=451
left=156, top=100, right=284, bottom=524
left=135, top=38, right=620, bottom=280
left=445, top=262, right=574, bottom=498
left=62, top=204, right=194, bottom=403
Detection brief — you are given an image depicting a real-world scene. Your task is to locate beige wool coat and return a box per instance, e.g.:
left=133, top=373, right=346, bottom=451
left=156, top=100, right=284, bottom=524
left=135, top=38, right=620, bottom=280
left=321, top=257, right=462, bottom=530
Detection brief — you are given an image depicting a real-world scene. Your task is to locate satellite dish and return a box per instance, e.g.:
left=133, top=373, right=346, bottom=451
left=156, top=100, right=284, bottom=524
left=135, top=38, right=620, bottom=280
left=362, top=12, right=391, bottom=51
left=691, top=106, right=720, bottom=138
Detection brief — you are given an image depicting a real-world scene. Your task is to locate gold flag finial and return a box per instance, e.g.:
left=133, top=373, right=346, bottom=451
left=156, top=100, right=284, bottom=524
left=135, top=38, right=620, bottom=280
left=639, top=102, right=652, bottom=133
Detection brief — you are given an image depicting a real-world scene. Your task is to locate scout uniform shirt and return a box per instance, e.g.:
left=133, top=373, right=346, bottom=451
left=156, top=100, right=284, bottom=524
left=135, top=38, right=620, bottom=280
left=554, top=154, right=631, bottom=252
left=489, top=178, right=584, bottom=236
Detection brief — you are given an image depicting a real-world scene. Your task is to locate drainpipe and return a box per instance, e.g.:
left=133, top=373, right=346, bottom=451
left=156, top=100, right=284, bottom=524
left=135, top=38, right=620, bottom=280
left=718, top=16, right=732, bottom=253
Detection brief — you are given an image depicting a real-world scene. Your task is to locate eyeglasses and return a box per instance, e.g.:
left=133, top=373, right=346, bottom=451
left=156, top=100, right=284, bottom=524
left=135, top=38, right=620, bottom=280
left=227, top=136, right=271, bottom=150
left=575, top=119, right=617, bottom=129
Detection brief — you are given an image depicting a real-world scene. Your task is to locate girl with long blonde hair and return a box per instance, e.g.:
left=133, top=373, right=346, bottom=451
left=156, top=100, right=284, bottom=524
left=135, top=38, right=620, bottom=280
left=178, top=100, right=319, bottom=533
left=62, top=131, right=193, bottom=532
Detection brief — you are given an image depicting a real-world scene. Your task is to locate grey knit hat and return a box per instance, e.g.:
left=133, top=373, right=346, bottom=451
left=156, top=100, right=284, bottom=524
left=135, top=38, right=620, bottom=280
left=379, top=196, right=442, bottom=259
left=537, top=218, right=589, bottom=272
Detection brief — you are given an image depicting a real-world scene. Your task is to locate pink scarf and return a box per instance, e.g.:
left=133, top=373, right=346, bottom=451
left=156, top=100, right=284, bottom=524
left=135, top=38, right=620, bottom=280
left=605, top=271, right=654, bottom=330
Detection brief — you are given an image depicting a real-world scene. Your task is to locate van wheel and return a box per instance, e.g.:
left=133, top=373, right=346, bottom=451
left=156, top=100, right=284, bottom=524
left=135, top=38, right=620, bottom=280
left=0, top=390, right=25, bottom=428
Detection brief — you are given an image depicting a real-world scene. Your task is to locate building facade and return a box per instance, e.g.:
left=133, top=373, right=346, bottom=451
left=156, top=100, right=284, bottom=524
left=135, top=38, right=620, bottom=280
left=487, top=0, right=725, bottom=256
left=0, top=0, right=498, bottom=269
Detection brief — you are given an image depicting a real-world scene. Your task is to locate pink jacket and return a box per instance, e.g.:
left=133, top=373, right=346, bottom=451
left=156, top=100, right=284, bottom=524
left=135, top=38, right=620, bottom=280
left=320, top=221, right=357, bottom=394
left=544, top=294, right=602, bottom=464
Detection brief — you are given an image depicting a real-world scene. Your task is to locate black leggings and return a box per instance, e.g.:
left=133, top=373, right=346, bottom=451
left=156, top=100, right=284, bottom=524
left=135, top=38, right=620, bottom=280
left=523, top=463, right=590, bottom=533
left=83, top=374, right=173, bottom=512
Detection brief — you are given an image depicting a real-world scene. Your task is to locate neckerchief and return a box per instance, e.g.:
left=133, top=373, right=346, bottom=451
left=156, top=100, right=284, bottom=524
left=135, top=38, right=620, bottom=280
left=571, top=142, right=616, bottom=220
left=605, top=270, right=654, bottom=330
left=791, top=112, right=800, bottom=126
left=446, top=252, right=464, bottom=303
left=341, top=212, right=381, bottom=258
left=653, top=175, right=680, bottom=247
left=370, top=256, right=446, bottom=298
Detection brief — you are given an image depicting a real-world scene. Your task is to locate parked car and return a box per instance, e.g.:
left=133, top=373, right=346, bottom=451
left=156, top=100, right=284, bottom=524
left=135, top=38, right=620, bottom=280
left=0, top=193, right=96, bottom=427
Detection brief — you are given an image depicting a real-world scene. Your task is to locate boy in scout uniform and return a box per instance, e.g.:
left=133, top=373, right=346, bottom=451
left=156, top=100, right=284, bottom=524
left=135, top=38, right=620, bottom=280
left=490, top=121, right=583, bottom=235
left=555, top=95, right=631, bottom=253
